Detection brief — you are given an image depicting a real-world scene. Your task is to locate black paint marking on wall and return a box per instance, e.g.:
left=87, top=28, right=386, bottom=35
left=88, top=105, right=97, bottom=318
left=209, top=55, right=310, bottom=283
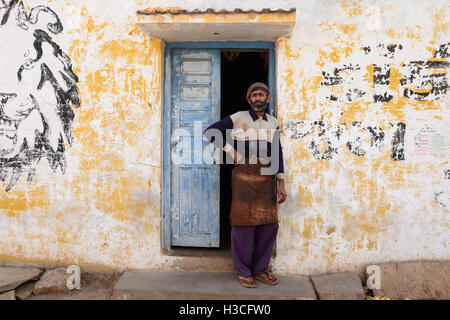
left=322, top=43, right=449, bottom=102
left=283, top=121, right=405, bottom=161
left=363, top=44, right=403, bottom=58
left=0, top=0, right=80, bottom=191
left=434, top=43, right=449, bottom=59
left=390, top=122, right=406, bottom=161
left=309, top=121, right=341, bottom=160
left=400, top=59, right=449, bottom=101
left=282, top=120, right=311, bottom=139
left=346, top=122, right=385, bottom=157
left=384, top=44, right=403, bottom=58
left=321, top=65, right=354, bottom=86
left=16, top=2, right=63, bottom=34
left=373, top=64, right=393, bottom=102
left=444, top=169, right=450, bottom=180
left=433, top=191, right=449, bottom=210
left=321, top=64, right=365, bottom=102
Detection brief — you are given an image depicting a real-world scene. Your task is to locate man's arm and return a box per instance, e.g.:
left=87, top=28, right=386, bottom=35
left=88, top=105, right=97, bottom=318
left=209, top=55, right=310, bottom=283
left=203, top=116, right=242, bottom=163
left=276, top=130, right=284, bottom=180
left=204, top=117, right=232, bottom=148
left=275, top=126, right=287, bottom=204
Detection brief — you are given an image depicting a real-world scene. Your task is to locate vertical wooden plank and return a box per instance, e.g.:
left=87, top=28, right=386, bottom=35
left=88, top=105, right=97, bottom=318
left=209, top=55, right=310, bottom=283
left=179, top=168, right=191, bottom=233
left=170, top=49, right=180, bottom=246
left=169, top=48, right=221, bottom=247
left=191, top=167, right=199, bottom=234
left=200, top=167, right=210, bottom=234
left=162, top=44, right=172, bottom=250
left=268, top=44, right=276, bottom=117
left=209, top=49, right=221, bottom=247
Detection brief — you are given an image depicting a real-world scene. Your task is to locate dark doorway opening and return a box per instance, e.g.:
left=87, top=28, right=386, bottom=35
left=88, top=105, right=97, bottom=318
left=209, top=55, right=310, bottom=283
left=219, top=50, right=269, bottom=250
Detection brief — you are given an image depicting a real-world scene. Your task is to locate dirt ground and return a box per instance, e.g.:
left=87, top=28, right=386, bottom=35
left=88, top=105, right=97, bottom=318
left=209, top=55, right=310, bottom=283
left=26, top=271, right=124, bottom=300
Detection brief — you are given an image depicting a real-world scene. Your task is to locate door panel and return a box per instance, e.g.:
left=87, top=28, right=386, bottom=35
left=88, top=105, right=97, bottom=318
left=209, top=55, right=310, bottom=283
left=170, top=48, right=220, bottom=247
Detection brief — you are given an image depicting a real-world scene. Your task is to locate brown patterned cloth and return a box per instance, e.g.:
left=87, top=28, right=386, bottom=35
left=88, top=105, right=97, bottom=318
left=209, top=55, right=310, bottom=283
left=229, top=162, right=277, bottom=226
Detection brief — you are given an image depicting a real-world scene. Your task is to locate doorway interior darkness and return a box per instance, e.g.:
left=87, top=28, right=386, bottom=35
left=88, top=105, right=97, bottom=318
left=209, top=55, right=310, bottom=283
left=219, top=50, right=269, bottom=250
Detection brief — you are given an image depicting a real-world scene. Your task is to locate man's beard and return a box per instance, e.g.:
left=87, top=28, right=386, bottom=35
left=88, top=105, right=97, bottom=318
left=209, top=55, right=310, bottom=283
left=250, top=100, right=267, bottom=112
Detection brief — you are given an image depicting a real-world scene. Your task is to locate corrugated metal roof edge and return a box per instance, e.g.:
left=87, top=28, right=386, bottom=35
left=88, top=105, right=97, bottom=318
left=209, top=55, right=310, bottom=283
left=137, top=8, right=296, bottom=15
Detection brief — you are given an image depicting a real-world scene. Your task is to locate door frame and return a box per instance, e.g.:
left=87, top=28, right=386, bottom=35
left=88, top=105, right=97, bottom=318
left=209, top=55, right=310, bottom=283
left=162, top=41, right=276, bottom=251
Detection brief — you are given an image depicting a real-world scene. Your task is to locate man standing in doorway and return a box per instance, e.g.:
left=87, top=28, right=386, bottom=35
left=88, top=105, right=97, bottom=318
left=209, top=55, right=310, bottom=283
left=204, top=82, right=287, bottom=288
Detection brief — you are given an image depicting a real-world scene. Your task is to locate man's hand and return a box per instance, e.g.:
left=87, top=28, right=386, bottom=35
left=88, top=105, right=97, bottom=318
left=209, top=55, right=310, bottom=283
left=277, top=179, right=287, bottom=204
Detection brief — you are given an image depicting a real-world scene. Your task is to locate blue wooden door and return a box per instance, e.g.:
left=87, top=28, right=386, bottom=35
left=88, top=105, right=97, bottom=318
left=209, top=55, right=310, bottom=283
left=170, top=48, right=220, bottom=247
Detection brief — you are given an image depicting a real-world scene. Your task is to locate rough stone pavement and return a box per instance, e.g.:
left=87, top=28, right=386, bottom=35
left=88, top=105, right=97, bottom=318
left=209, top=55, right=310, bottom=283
left=0, top=267, right=42, bottom=293
left=371, top=261, right=450, bottom=300
left=0, top=267, right=122, bottom=300
left=0, top=260, right=448, bottom=300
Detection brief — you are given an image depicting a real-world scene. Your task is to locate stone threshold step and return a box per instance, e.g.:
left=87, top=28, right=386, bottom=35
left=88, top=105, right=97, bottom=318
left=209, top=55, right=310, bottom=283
left=112, top=270, right=317, bottom=300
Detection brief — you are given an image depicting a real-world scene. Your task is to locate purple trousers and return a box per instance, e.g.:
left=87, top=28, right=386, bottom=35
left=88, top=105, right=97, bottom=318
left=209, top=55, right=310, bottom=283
left=231, top=222, right=279, bottom=277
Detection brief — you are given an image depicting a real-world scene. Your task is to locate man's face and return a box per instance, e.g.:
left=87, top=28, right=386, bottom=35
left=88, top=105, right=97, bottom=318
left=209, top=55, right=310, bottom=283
left=248, top=89, right=270, bottom=112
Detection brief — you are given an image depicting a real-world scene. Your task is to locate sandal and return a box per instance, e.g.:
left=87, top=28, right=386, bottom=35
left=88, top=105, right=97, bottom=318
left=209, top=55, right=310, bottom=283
left=254, top=272, right=279, bottom=285
left=238, top=275, right=257, bottom=288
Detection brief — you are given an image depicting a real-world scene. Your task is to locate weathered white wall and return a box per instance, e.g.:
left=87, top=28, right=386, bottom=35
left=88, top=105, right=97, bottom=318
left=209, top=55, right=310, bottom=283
left=274, top=0, right=449, bottom=274
left=0, top=0, right=448, bottom=275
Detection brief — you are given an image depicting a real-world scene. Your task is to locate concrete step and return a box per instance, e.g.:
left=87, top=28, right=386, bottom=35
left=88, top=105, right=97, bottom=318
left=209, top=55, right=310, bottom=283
left=112, top=270, right=317, bottom=300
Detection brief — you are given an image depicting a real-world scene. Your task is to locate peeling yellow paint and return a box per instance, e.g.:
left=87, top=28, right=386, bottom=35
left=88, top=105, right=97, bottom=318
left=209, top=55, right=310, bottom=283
left=0, top=186, right=50, bottom=215
left=340, top=0, right=363, bottom=18
left=432, top=6, right=449, bottom=39
left=99, top=40, right=155, bottom=65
